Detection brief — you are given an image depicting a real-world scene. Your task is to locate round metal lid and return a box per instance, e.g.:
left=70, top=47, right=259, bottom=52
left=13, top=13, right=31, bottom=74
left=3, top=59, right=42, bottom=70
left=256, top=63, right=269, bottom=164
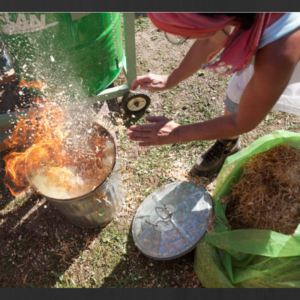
left=132, top=181, right=213, bottom=260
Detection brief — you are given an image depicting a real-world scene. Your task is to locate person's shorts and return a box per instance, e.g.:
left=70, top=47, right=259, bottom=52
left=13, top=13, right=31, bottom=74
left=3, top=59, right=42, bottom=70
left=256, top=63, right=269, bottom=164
left=224, top=95, right=239, bottom=114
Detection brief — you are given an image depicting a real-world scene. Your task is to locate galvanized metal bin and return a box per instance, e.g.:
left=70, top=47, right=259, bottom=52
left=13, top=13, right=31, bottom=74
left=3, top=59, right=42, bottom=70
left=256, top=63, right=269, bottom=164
left=44, top=160, right=125, bottom=228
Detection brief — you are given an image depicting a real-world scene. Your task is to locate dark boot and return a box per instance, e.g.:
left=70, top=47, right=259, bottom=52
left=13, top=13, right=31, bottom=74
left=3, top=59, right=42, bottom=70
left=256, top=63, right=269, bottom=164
left=192, top=137, right=242, bottom=177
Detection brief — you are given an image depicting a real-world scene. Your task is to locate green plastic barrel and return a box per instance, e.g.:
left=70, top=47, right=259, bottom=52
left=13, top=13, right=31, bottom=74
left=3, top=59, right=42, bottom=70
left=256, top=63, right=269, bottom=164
left=0, top=13, right=124, bottom=100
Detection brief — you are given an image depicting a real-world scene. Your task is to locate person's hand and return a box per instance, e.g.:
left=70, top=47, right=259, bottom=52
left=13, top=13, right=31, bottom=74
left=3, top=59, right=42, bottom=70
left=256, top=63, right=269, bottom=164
left=126, top=116, right=181, bottom=146
left=130, top=74, right=171, bottom=92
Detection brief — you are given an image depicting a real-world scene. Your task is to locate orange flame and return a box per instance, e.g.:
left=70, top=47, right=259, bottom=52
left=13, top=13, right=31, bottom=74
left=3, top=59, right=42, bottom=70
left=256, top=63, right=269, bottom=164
left=3, top=99, right=114, bottom=197
left=18, top=79, right=45, bottom=91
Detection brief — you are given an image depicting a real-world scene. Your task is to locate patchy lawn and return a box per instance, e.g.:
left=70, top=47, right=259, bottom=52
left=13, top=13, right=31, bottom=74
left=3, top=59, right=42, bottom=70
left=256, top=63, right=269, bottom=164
left=1, top=15, right=300, bottom=288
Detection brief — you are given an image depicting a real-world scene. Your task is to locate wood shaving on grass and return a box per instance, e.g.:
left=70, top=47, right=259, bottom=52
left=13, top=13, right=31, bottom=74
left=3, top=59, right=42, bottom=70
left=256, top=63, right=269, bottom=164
left=225, top=144, right=300, bottom=235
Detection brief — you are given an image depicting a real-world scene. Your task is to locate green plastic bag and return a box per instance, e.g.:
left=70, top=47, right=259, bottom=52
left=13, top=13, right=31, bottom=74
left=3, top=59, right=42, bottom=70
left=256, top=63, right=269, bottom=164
left=194, top=130, right=300, bottom=288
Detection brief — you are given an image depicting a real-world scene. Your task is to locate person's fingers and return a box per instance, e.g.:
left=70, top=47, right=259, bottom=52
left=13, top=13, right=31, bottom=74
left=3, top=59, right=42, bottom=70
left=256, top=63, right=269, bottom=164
left=130, top=75, right=151, bottom=90
left=140, top=84, right=164, bottom=92
left=130, top=81, right=138, bottom=91
left=130, top=79, right=142, bottom=91
left=145, top=115, right=168, bottom=123
left=126, top=130, right=153, bottom=137
left=128, top=123, right=156, bottom=132
left=139, top=83, right=152, bottom=90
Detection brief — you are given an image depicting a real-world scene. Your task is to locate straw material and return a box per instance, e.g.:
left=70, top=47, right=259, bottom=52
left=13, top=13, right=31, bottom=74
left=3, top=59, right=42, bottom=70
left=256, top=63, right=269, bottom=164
left=225, top=144, right=300, bottom=235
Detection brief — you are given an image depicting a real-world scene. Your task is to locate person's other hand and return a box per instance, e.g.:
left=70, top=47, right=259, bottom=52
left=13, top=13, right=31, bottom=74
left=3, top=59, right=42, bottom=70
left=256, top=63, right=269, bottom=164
left=130, top=74, right=170, bottom=92
left=126, top=116, right=180, bottom=146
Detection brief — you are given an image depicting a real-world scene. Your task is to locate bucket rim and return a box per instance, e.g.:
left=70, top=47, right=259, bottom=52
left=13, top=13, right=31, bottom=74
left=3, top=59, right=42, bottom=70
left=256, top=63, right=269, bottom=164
left=26, top=120, right=117, bottom=201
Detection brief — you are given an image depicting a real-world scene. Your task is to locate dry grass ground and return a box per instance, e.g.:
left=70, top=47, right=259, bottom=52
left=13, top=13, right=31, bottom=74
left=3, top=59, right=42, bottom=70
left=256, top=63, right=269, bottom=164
left=0, top=15, right=300, bottom=288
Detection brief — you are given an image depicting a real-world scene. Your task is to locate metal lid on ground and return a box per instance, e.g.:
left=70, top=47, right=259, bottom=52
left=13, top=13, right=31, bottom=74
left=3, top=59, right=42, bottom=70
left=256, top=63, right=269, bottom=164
left=132, top=181, right=213, bottom=260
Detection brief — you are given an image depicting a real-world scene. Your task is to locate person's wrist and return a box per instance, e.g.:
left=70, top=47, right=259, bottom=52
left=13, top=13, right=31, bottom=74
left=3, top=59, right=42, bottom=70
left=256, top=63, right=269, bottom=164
left=164, top=74, right=172, bottom=90
left=165, top=70, right=179, bottom=89
left=172, top=124, right=183, bottom=144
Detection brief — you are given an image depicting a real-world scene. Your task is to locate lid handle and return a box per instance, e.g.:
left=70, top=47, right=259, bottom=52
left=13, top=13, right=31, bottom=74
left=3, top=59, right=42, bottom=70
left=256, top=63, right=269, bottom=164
left=155, top=206, right=173, bottom=220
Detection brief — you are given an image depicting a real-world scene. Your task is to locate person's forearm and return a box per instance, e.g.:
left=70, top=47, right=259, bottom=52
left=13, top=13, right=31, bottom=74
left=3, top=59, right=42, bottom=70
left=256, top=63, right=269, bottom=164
left=166, top=38, right=222, bottom=89
left=174, top=113, right=249, bottom=143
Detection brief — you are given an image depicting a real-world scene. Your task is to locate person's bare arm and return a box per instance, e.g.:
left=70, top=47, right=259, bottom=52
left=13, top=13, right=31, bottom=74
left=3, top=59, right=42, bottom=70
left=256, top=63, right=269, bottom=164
left=166, top=33, right=225, bottom=88
left=175, top=30, right=300, bottom=142
left=130, top=29, right=228, bottom=91
left=127, top=29, right=300, bottom=145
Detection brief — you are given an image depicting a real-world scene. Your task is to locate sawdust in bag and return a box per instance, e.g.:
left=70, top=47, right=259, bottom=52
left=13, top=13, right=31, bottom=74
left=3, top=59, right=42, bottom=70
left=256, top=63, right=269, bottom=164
left=194, top=130, right=300, bottom=288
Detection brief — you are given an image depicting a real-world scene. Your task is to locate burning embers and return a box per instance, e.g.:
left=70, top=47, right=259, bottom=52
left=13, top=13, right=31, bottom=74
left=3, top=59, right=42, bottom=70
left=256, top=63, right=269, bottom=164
left=4, top=99, right=116, bottom=199
left=18, top=79, right=45, bottom=91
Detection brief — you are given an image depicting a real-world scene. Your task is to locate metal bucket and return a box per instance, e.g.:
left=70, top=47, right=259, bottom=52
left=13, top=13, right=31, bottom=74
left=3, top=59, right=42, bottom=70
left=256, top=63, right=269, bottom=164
left=44, top=160, right=125, bottom=228
left=26, top=120, right=125, bottom=228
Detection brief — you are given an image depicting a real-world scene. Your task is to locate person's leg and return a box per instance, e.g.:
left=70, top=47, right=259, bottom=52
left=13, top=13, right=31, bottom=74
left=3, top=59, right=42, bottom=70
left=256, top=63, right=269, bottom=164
left=192, top=96, right=242, bottom=177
